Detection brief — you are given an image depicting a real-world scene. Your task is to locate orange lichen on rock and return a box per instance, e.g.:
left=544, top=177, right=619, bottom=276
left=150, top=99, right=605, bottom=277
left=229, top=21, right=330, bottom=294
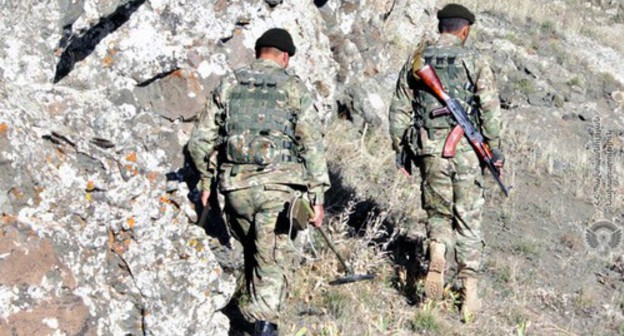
left=147, top=171, right=159, bottom=182
left=126, top=217, right=135, bottom=230
left=171, top=69, right=185, bottom=79
left=2, top=214, right=17, bottom=224
left=125, top=164, right=139, bottom=176
left=126, top=152, right=137, bottom=162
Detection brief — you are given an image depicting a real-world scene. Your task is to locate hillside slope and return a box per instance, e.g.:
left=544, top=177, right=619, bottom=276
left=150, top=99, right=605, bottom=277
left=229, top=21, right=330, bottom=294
left=1, top=0, right=623, bottom=335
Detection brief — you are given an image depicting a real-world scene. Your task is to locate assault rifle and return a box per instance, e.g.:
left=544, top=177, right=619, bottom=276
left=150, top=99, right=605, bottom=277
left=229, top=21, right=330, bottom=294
left=415, top=64, right=511, bottom=197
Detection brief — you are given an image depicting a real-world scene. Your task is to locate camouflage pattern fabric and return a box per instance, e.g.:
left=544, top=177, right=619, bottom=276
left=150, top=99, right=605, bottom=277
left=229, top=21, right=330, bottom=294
left=389, top=33, right=502, bottom=277
left=187, top=58, right=330, bottom=324
left=188, top=58, right=330, bottom=205
left=389, top=34, right=501, bottom=156
left=224, top=184, right=299, bottom=323
left=421, top=151, right=484, bottom=277
left=224, top=67, right=296, bottom=166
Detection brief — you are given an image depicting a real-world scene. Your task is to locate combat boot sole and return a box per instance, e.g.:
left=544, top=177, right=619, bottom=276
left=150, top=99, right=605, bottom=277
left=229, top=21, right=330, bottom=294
left=424, top=244, right=446, bottom=301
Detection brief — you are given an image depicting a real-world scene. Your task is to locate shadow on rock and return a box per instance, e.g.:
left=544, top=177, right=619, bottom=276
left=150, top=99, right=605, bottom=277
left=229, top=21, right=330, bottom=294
left=166, top=145, right=232, bottom=248
left=53, top=0, right=146, bottom=83
left=222, top=298, right=254, bottom=336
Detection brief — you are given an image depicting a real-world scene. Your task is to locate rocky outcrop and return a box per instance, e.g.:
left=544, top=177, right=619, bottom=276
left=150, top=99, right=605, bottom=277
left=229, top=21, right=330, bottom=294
left=0, top=84, right=234, bottom=335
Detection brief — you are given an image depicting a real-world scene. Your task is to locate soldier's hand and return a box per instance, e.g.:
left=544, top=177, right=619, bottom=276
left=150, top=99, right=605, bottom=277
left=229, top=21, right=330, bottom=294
left=200, top=190, right=210, bottom=208
left=310, top=204, right=325, bottom=228
left=494, top=162, right=504, bottom=179
left=491, top=148, right=505, bottom=178
left=396, top=153, right=411, bottom=177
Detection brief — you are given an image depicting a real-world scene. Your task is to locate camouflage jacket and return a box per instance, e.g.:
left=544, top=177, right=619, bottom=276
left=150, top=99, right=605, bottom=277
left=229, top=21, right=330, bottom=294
left=389, top=33, right=502, bottom=156
left=187, top=59, right=330, bottom=204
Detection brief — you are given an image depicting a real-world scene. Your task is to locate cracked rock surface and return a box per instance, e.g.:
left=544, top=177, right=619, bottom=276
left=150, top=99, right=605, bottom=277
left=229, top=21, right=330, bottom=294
left=0, top=0, right=435, bottom=334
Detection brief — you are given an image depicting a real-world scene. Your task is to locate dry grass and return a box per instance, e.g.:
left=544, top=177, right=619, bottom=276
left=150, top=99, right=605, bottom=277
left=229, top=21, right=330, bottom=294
left=441, top=0, right=624, bottom=54
left=232, top=16, right=624, bottom=327
left=281, top=198, right=421, bottom=335
left=271, top=114, right=624, bottom=334
left=323, top=119, right=426, bottom=230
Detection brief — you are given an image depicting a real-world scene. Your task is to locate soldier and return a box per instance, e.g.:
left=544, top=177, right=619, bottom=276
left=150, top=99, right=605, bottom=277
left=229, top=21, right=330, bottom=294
left=388, top=4, right=504, bottom=322
left=188, top=28, right=330, bottom=336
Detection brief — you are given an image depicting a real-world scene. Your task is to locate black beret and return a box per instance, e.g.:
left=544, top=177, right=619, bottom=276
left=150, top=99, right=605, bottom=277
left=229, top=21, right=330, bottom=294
left=437, top=4, right=476, bottom=25
left=255, top=28, right=296, bottom=57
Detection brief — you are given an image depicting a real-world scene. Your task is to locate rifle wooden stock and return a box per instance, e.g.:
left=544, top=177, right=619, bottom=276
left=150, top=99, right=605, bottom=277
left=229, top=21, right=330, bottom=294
left=416, top=65, right=450, bottom=102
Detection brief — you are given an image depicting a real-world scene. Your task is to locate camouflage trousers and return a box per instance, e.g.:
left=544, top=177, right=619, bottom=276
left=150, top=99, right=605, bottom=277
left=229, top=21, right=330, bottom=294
left=223, top=184, right=299, bottom=324
left=421, top=150, right=485, bottom=277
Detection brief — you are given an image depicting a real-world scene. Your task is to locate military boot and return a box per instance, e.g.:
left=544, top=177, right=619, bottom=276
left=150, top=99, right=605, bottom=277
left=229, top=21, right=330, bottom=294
left=460, top=277, right=482, bottom=323
left=254, top=321, right=278, bottom=336
left=424, top=241, right=446, bottom=301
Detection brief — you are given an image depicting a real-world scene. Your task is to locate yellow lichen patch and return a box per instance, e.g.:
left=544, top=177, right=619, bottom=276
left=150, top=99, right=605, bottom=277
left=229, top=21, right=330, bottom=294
left=159, top=197, right=170, bottom=213
left=102, top=55, right=114, bottom=68
left=189, top=238, right=204, bottom=253
left=125, top=152, right=137, bottom=163
left=122, top=237, right=132, bottom=250
left=85, top=181, right=95, bottom=202
left=10, top=188, right=24, bottom=199
left=107, top=228, right=115, bottom=250
left=33, top=186, right=44, bottom=206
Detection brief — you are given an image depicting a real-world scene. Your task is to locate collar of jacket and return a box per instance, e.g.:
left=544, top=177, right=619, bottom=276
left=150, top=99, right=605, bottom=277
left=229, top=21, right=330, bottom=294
left=436, top=33, right=464, bottom=47
left=252, top=58, right=283, bottom=69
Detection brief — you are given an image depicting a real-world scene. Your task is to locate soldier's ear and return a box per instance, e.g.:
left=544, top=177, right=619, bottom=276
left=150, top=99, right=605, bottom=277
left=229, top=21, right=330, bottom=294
left=460, top=26, right=471, bottom=44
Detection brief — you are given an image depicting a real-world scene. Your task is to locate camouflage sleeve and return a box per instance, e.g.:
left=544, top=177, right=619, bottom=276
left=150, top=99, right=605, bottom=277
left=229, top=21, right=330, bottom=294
left=290, top=78, right=331, bottom=205
left=389, top=55, right=416, bottom=153
left=187, top=75, right=231, bottom=192
left=474, top=57, right=502, bottom=148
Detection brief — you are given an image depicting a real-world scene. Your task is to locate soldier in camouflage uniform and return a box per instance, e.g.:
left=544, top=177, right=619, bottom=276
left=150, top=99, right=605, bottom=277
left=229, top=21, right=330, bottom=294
left=188, top=28, right=330, bottom=336
left=388, top=4, right=504, bottom=321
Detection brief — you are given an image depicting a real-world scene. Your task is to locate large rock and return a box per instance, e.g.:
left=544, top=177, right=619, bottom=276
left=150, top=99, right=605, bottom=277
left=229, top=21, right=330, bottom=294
left=0, top=0, right=438, bottom=334
left=0, top=86, right=235, bottom=335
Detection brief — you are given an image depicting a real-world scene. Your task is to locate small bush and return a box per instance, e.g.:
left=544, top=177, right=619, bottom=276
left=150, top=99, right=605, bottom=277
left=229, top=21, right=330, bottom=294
left=409, top=307, right=440, bottom=333
left=540, top=20, right=556, bottom=35
left=322, top=290, right=349, bottom=319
